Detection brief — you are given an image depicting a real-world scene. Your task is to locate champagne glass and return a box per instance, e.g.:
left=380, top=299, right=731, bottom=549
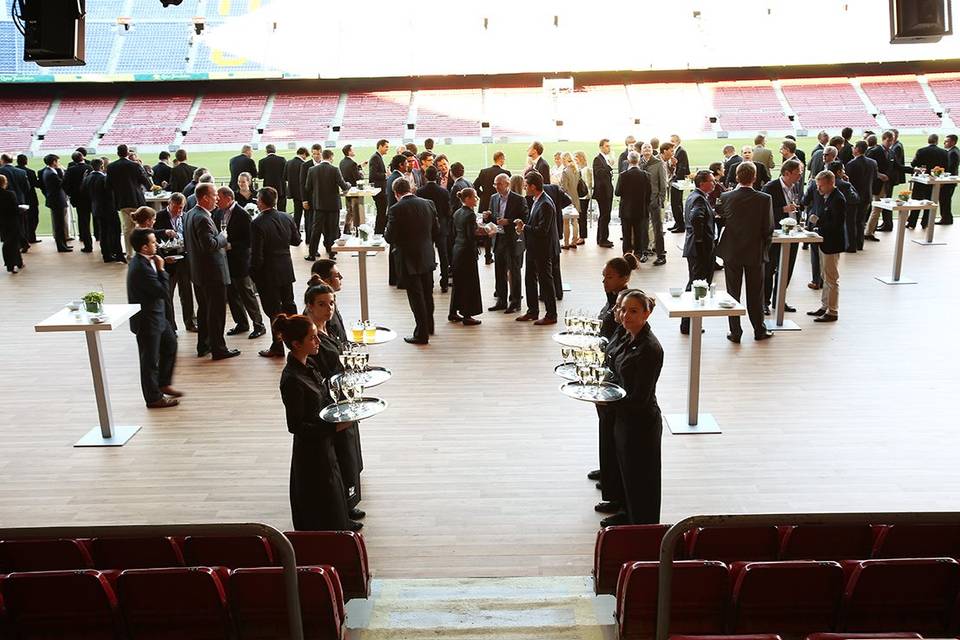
left=561, top=346, right=572, bottom=363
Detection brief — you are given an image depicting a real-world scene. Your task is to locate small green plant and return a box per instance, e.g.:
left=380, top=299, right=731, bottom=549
left=82, top=290, right=105, bottom=312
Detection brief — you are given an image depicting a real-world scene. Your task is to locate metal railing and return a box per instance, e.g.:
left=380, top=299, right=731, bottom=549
left=654, top=511, right=960, bottom=640
left=0, top=522, right=304, bottom=640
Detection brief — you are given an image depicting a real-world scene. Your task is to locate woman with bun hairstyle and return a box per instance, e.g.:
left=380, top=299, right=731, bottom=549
left=448, top=187, right=486, bottom=325
left=276, top=313, right=359, bottom=531
left=308, top=258, right=347, bottom=343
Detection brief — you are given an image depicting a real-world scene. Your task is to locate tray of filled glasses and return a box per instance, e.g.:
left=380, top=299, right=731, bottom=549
left=553, top=309, right=605, bottom=348
left=559, top=381, right=625, bottom=404
left=329, top=366, right=392, bottom=389
left=320, top=398, right=387, bottom=422
left=555, top=345, right=611, bottom=382
left=348, top=321, right=397, bottom=345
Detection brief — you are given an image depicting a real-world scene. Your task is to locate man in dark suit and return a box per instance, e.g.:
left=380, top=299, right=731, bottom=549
left=838, top=128, right=855, bottom=165
left=593, top=138, right=615, bottom=247
left=339, top=144, right=365, bottom=233
left=827, top=161, right=861, bottom=253
left=82, top=158, right=121, bottom=262
left=384, top=177, right=440, bottom=344
left=487, top=173, right=528, bottom=312
left=370, top=139, right=390, bottom=234
left=183, top=183, right=239, bottom=361
left=40, top=154, right=72, bottom=252
left=284, top=147, right=308, bottom=236
left=168, top=149, right=196, bottom=195
left=541, top=182, right=569, bottom=299
left=515, top=172, right=557, bottom=325
left=889, top=129, right=908, bottom=195
left=416, top=166, right=454, bottom=293
left=152, top=151, right=172, bottom=188
left=761, top=159, right=803, bottom=313
left=844, top=141, right=878, bottom=250
left=864, top=133, right=893, bottom=238
left=475, top=151, right=510, bottom=265
left=62, top=151, right=93, bottom=252
left=718, top=162, right=775, bottom=342
left=229, top=144, right=257, bottom=192
left=126, top=228, right=180, bottom=408
left=667, top=134, right=690, bottom=232
left=939, top=134, right=960, bottom=225
left=527, top=142, right=551, bottom=185
left=614, top=151, right=651, bottom=256
left=154, top=192, right=195, bottom=331
left=908, top=133, right=950, bottom=228
left=385, top=155, right=409, bottom=288
left=806, top=171, right=846, bottom=323
left=106, top=144, right=151, bottom=259
left=679, top=170, right=717, bottom=334
left=250, top=187, right=302, bottom=358
left=721, top=145, right=742, bottom=188
left=616, top=136, right=636, bottom=174
left=257, top=144, right=287, bottom=212
left=304, top=149, right=349, bottom=260
left=298, top=144, right=323, bottom=248
left=16, top=154, right=40, bottom=244
left=214, top=186, right=265, bottom=340
left=0, top=154, right=29, bottom=253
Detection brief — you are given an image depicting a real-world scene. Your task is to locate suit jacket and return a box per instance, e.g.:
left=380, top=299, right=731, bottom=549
left=41, top=166, right=67, bottom=209
left=449, top=176, right=472, bottom=211
left=304, top=162, right=349, bottom=212
left=0, top=188, right=19, bottom=233
left=368, top=152, right=387, bottom=188
left=542, top=184, right=570, bottom=242
left=184, top=205, right=229, bottom=286
left=761, top=178, right=798, bottom=225
left=948, top=146, right=960, bottom=176
left=593, top=153, right=614, bottom=197
left=229, top=154, right=257, bottom=191
left=642, top=157, right=668, bottom=204
left=674, top=146, right=690, bottom=181
left=522, top=192, right=557, bottom=258
left=62, top=162, right=91, bottom=207
left=912, top=144, right=950, bottom=174
left=844, top=155, right=877, bottom=204
left=489, top=190, right=528, bottom=255
left=682, top=189, right=716, bottom=258
left=533, top=157, right=551, bottom=185
left=753, top=146, right=775, bottom=170
left=416, top=181, right=452, bottom=238
left=716, top=186, right=774, bottom=265
left=384, top=195, right=439, bottom=275
left=151, top=162, right=171, bottom=187
left=889, top=141, right=908, bottom=186
left=105, top=157, right=150, bottom=209
left=834, top=178, right=860, bottom=250
left=813, top=188, right=847, bottom=254
left=808, top=149, right=827, bottom=178
left=127, top=254, right=170, bottom=335
left=838, top=143, right=854, bottom=166
left=82, top=171, right=115, bottom=218
left=339, top=156, right=362, bottom=186
left=213, top=202, right=253, bottom=278
left=722, top=155, right=743, bottom=186
left=284, top=156, right=305, bottom=201
left=474, top=165, right=510, bottom=211
left=250, top=208, right=301, bottom=287
left=258, top=154, right=287, bottom=198
left=168, top=163, right=196, bottom=194
left=299, top=159, right=321, bottom=205
left=20, top=165, right=39, bottom=207
left=0, top=165, right=29, bottom=205
left=614, top=166, right=652, bottom=220
left=386, top=170, right=403, bottom=209
left=865, top=145, right=891, bottom=195
left=795, top=148, right=807, bottom=166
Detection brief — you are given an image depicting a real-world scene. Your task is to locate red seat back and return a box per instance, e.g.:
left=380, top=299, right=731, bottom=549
left=183, top=535, right=274, bottom=569
left=594, top=525, right=671, bottom=595
left=616, top=560, right=730, bottom=640
left=686, top=527, right=781, bottom=563
left=779, top=525, right=877, bottom=561
left=1, top=570, right=121, bottom=639
left=0, top=539, right=94, bottom=572
left=842, top=557, right=960, bottom=635
left=285, top=531, right=370, bottom=599
left=732, top=561, right=844, bottom=634
left=230, top=566, right=342, bottom=640
left=117, top=567, right=233, bottom=639
left=872, top=524, right=960, bottom=559
left=90, top=536, right=185, bottom=570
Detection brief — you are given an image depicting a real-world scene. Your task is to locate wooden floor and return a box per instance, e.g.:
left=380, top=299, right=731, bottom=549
left=2, top=223, right=960, bottom=579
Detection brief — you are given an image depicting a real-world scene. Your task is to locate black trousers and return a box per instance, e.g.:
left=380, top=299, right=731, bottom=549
left=194, top=281, right=228, bottom=356
left=26, top=201, right=39, bottom=242
left=620, top=216, right=642, bottom=254
left=725, top=262, right=766, bottom=338
left=373, top=190, right=387, bottom=235
left=403, top=271, right=435, bottom=341
left=941, top=184, right=955, bottom=224
left=764, top=243, right=798, bottom=307
left=597, top=405, right=623, bottom=503
left=809, top=239, right=822, bottom=286
left=75, top=203, right=92, bottom=249
left=552, top=244, right=563, bottom=300
left=670, top=187, right=684, bottom=229
left=578, top=197, right=590, bottom=238
left=135, top=323, right=177, bottom=404
left=1, top=225, right=23, bottom=270
left=277, top=196, right=287, bottom=214
left=614, top=414, right=662, bottom=525
left=302, top=210, right=315, bottom=249
left=908, top=183, right=933, bottom=226
left=596, top=191, right=612, bottom=243
left=680, top=251, right=714, bottom=333
left=493, top=248, right=523, bottom=307
left=291, top=199, right=304, bottom=237
left=227, top=274, right=263, bottom=329
left=97, top=211, right=123, bottom=261
left=290, top=433, right=350, bottom=531
left=258, top=280, right=296, bottom=354
left=524, top=250, right=556, bottom=318
left=50, top=206, right=69, bottom=250
left=166, top=261, right=195, bottom=330
left=436, top=234, right=451, bottom=287
left=309, top=209, right=340, bottom=257
left=855, top=201, right=870, bottom=250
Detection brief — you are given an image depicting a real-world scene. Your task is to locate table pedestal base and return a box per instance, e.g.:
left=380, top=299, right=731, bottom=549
left=764, top=319, right=801, bottom=331
left=911, top=238, right=946, bottom=246
left=75, top=425, right=141, bottom=447
left=875, top=275, right=917, bottom=285
left=665, top=413, right=722, bottom=434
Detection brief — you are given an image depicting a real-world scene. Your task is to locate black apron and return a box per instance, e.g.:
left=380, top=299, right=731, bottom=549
left=449, top=206, right=483, bottom=318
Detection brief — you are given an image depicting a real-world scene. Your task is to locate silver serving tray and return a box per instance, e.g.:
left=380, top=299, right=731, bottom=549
left=329, top=366, right=392, bottom=389
left=552, top=331, right=605, bottom=348
left=320, top=397, right=387, bottom=423
left=559, top=381, right=626, bottom=404
left=347, top=326, right=397, bottom=345
left=554, top=363, right=612, bottom=383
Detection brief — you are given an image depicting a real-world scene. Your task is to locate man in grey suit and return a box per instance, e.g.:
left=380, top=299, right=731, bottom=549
left=844, top=140, right=877, bottom=250
left=303, top=148, right=349, bottom=260
left=640, top=143, right=667, bottom=265
left=488, top=173, right=528, bottom=313
left=717, top=162, right=775, bottom=343
left=183, top=183, right=239, bottom=360
left=752, top=134, right=775, bottom=171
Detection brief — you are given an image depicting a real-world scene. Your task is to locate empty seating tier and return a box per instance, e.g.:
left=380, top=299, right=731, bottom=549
left=338, top=91, right=411, bottom=141
left=185, top=92, right=268, bottom=145
left=860, top=79, right=941, bottom=128
left=99, top=95, right=194, bottom=147
left=708, top=83, right=793, bottom=131
left=781, top=82, right=877, bottom=130
left=261, top=92, right=340, bottom=145
left=414, top=89, right=483, bottom=139
left=40, top=96, right=117, bottom=151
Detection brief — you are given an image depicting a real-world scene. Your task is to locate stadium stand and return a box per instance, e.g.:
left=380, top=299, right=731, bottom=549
left=98, top=94, right=194, bottom=147
left=414, top=89, right=483, bottom=139
left=707, top=82, right=793, bottom=132
left=40, top=95, right=117, bottom=151
left=115, top=23, right=192, bottom=74
left=20, top=22, right=118, bottom=76
left=860, top=77, right=942, bottom=128
left=0, top=97, right=49, bottom=151
left=0, top=22, right=19, bottom=74
left=261, top=91, right=340, bottom=145
left=927, top=74, right=960, bottom=118
left=338, top=91, right=411, bottom=141
left=781, top=80, right=878, bottom=130
left=184, top=92, right=268, bottom=145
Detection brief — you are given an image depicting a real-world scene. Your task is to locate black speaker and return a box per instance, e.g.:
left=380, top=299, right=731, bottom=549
left=889, top=0, right=952, bottom=43
left=20, top=0, right=86, bottom=66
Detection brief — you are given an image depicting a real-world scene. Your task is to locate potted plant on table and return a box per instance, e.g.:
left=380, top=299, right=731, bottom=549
left=897, top=189, right=911, bottom=203
left=931, top=166, right=945, bottom=178
left=82, top=290, right=105, bottom=314
left=780, top=217, right=798, bottom=235
left=357, top=223, right=373, bottom=242
left=692, top=279, right=709, bottom=301
left=150, top=184, right=163, bottom=195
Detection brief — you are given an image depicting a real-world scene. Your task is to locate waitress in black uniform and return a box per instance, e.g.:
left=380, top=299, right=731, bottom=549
left=276, top=313, right=359, bottom=531
left=448, top=187, right=486, bottom=326
left=611, top=290, right=664, bottom=525
left=304, top=284, right=365, bottom=521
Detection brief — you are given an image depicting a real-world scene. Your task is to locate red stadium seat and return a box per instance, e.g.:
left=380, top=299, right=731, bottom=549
left=285, top=531, right=370, bottom=600
left=183, top=535, right=275, bottom=569
left=1, top=569, right=123, bottom=639
left=841, top=557, right=960, bottom=635
left=90, top=536, right=185, bottom=570
left=616, top=560, right=730, bottom=640
left=806, top=634, right=921, bottom=640
left=118, top=567, right=233, bottom=639
left=779, top=525, right=877, bottom=561
left=0, top=538, right=94, bottom=572
left=685, top=527, right=780, bottom=563
left=673, top=636, right=781, bottom=640
left=730, top=561, right=844, bottom=634
left=229, top=566, right=344, bottom=640
left=594, top=525, right=672, bottom=595
left=872, top=524, right=960, bottom=559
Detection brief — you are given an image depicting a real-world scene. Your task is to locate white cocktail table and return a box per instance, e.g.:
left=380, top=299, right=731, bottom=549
left=909, top=174, right=958, bottom=245
left=330, top=242, right=386, bottom=323
left=35, top=304, right=142, bottom=447
left=872, top=198, right=936, bottom=284
left=766, top=231, right=823, bottom=331
left=656, top=291, right=745, bottom=434
left=345, top=187, right=382, bottom=228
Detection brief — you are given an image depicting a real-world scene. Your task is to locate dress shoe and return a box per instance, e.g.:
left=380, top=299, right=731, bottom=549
left=814, top=313, right=838, bottom=323
left=259, top=348, right=284, bottom=358
left=783, top=304, right=796, bottom=313
left=594, top=501, right=622, bottom=514
left=185, top=324, right=198, bottom=333
left=807, top=308, right=826, bottom=317
left=595, top=482, right=603, bottom=490
left=504, top=305, right=520, bottom=314
left=639, top=254, right=648, bottom=263
left=562, top=244, right=571, bottom=250
left=160, top=386, right=183, bottom=397
left=462, top=317, right=481, bottom=326
left=146, top=397, right=179, bottom=409
left=448, top=314, right=463, bottom=323
left=227, top=325, right=249, bottom=336
left=249, top=325, right=266, bottom=339
left=754, top=331, right=775, bottom=341
left=212, top=349, right=241, bottom=360
left=102, top=257, right=115, bottom=263
left=485, top=256, right=494, bottom=265
left=347, top=520, right=364, bottom=531
left=906, top=223, right=916, bottom=230
left=600, top=512, right=630, bottom=527
left=877, top=225, right=893, bottom=232
left=57, top=247, right=73, bottom=253
left=29, top=238, right=41, bottom=243
left=533, top=316, right=557, bottom=326
left=670, top=227, right=685, bottom=233
left=349, top=508, right=366, bottom=520
left=11, top=266, right=19, bottom=274
left=763, top=305, right=771, bottom=316
left=865, top=234, right=880, bottom=242
left=714, top=262, right=724, bottom=270
left=81, top=246, right=93, bottom=253
left=440, top=286, right=448, bottom=293
left=197, top=348, right=212, bottom=358
left=403, top=336, right=428, bottom=345
left=114, top=256, right=127, bottom=264
left=598, top=241, right=615, bottom=248
left=936, top=220, right=952, bottom=225
left=586, top=469, right=601, bottom=481
left=726, top=333, right=741, bottom=344
left=807, top=282, right=821, bottom=290
left=488, top=303, right=507, bottom=312
left=576, top=238, right=585, bottom=245
left=653, top=257, right=666, bottom=266
left=515, top=313, right=538, bottom=321
left=304, top=255, right=316, bottom=261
